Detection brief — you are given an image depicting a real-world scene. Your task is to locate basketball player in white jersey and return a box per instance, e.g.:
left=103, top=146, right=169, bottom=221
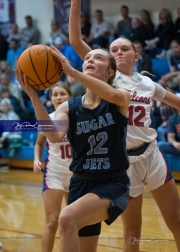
left=34, top=82, right=72, bottom=252
left=68, top=1, right=180, bottom=251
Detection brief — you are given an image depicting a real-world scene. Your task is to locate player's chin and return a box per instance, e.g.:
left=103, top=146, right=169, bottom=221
left=84, top=69, right=97, bottom=77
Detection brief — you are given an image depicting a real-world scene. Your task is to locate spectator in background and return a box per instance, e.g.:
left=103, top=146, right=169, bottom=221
left=134, top=40, right=152, bottom=74
left=158, top=39, right=180, bottom=91
left=129, top=18, right=149, bottom=47
left=65, top=75, right=86, bottom=97
left=151, top=99, right=163, bottom=129
left=6, top=39, right=23, bottom=68
left=81, top=12, right=91, bottom=43
left=175, top=7, right=180, bottom=40
left=117, top=5, right=133, bottom=39
left=20, top=15, right=40, bottom=49
left=140, top=9, right=155, bottom=39
left=0, top=73, right=25, bottom=108
left=145, top=8, right=175, bottom=58
left=166, top=9, right=180, bottom=69
left=48, top=19, right=68, bottom=46
left=0, top=60, right=13, bottom=79
left=7, top=23, right=21, bottom=43
left=87, top=9, right=112, bottom=48
left=158, top=95, right=180, bottom=166
left=0, top=32, right=8, bottom=61
left=53, top=36, right=83, bottom=71
left=0, top=87, right=32, bottom=119
left=156, top=87, right=177, bottom=142
left=0, top=98, right=22, bottom=171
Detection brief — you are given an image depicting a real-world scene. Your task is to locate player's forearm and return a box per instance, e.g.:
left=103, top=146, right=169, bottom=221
left=162, top=91, right=180, bottom=111
left=30, top=97, right=62, bottom=143
left=34, top=143, right=44, bottom=161
left=70, top=68, right=129, bottom=107
left=69, top=0, right=91, bottom=60
left=69, top=0, right=82, bottom=48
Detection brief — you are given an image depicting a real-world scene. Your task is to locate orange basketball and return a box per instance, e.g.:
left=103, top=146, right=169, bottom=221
left=17, top=45, right=62, bottom=90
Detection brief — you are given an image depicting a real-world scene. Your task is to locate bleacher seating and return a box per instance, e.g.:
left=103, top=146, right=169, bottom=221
left=166, top=154, right=180, bottom=181
left=152, top=57, right=170, bottom=82
left=1, top=131, right=47, bottom=168
left=166, top=154, right=180, bottom=171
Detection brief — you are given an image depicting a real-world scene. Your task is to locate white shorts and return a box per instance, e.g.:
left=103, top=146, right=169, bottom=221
left=42, top=168, right=72, bottom=192
left=127, top=140, right=173, bottom=198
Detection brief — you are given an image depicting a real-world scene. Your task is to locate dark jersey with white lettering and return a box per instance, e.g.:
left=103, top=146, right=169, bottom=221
left=67, top=95, right=129, bottom=174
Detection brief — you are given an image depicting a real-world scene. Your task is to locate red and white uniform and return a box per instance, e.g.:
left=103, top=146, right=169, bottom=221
left=115, top=71, right=157, bottom=149
left=114, top=71, right=173, bottom=197
left=43, top=112, right=72, bottom=191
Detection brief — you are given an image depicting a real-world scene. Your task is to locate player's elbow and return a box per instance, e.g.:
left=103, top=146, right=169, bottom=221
left=107, top=90, right=119, bottom=103
left=108, top=89, right=130, bottom=106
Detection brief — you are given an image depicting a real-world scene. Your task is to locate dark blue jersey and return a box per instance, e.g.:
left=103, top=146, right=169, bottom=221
left=67, top=95, right=129, bottom=174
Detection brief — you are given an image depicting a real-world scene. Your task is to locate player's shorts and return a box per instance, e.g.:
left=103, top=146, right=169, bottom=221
left=127, top=140, right=173, bottom=198
left=68, top=170, right=130, bottom=237
left=42, top=167, right=72, bottom=192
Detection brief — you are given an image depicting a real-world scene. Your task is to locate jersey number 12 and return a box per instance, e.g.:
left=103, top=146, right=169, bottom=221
left=128, top=105, right=145, bottom=127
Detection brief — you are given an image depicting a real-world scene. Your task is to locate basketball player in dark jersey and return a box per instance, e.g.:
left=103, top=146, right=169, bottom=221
left=68, top=1, right=180, bottom=252
left=16, top=47, right=130, bottom=252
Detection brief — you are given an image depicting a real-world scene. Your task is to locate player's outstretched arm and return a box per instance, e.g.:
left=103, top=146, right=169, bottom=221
left=69, top=0, right=92, bottom=60
left=162, top=91, right=180, bottom=111
left=15, top=69, right=68, bottom=143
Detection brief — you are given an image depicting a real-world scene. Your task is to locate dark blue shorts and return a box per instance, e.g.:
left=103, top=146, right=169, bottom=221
left=68, top=172, right=130, bottom=237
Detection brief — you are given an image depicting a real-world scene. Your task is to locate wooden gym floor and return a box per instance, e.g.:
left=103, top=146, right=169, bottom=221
left=0, top=168, right=180, bottom=252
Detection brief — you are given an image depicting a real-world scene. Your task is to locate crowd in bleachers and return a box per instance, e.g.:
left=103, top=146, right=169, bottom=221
left=0, top=6, right=180, bottom=171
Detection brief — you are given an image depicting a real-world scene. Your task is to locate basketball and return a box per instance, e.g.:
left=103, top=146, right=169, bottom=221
left=17, top=45, right=62, bottom=90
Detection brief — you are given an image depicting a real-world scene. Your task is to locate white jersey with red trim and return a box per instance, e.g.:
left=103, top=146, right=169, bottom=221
left=114, top=71, right=157, bottom=149
left=45, top=112, right=72, bottom=174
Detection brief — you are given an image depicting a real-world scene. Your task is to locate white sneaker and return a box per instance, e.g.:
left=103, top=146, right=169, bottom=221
left=145, top=39, right=156, bottom=48
left=156, top=52, right=166, bottom=59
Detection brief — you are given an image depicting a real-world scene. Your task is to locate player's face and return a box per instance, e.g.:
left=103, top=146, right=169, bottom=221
left=110, top=38, right=138, bottom=74
left=51, top=87, right=70, bottom=109
left=83, top=49, right=112, bottom=82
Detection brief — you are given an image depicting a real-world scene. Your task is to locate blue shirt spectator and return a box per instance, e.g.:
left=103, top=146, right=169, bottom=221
left=6, top=39, right=23, bottom=68
left=158, top=100, right=180, bottom=166
left=53, top=36, right=83, bottom=71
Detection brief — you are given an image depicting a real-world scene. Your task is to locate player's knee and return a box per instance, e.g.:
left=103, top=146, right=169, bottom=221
left=46, top=218, right=58, bottom=232
left=58, top=208, right=77, bottom=235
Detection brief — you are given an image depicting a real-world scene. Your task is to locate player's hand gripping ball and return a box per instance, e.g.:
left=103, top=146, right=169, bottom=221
left=17, top=45, right=62, bottom=90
